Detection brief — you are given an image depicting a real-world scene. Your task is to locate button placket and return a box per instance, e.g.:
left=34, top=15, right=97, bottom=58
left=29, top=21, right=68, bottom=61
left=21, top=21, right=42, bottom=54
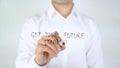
left=60, top=19, right=68, bottom=68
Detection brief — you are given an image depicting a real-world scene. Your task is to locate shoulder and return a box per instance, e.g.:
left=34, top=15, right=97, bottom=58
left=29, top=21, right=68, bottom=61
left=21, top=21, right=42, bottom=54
left=77, top=12, right=97, bottom=27
left=25, top=11, right=48, bottom=25
left=77, top=12, right=95, bottom=24
left=77, top=12, right=100, bottom=34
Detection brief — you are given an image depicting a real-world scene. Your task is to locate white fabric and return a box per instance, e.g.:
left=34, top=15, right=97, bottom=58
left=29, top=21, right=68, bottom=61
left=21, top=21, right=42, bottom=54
left=16, top=3, right=104, bottom=68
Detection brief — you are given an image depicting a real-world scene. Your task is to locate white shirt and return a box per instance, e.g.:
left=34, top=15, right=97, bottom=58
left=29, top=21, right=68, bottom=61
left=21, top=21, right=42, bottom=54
left=16, top=3, right=104, bottom=68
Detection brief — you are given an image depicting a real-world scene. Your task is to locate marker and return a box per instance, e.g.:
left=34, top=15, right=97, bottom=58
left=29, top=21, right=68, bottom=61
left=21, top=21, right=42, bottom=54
left=60, top=40, right=66, bottom=46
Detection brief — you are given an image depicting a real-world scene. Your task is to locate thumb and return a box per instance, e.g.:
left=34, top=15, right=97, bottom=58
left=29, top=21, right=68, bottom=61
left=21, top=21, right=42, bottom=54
left=60, top=45, right=66, bottom=51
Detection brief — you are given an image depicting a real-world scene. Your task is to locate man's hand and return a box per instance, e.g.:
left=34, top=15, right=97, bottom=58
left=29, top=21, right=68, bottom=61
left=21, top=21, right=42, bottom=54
left=35, top=32, right=65, bottom=66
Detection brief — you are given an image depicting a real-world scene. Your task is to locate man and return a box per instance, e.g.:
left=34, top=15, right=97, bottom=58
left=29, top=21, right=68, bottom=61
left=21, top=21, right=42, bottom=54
left=16, top=0, right=104, bottom=68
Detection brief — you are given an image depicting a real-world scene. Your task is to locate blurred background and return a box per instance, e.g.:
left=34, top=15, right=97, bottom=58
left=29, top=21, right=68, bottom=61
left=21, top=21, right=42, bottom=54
left=0, top=0, right=120, bottom=68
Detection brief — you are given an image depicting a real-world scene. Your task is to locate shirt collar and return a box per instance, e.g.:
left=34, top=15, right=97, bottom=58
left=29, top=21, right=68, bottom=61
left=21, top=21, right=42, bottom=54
left=47, top=2, right=79, bottom=18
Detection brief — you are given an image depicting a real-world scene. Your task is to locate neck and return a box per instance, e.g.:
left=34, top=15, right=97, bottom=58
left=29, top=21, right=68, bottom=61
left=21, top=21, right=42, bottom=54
left=52, top=1, right=73, bottom=18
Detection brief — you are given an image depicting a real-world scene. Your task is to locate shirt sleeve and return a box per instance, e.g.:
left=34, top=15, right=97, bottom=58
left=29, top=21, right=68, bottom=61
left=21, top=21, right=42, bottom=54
left=86, top=19, right=104, bottom=68
left=15, top=18, right=48, bottom=68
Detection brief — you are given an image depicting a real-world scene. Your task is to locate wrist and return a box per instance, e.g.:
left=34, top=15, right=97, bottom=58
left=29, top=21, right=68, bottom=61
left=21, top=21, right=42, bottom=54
left=34, top=57, right=48, bottom=66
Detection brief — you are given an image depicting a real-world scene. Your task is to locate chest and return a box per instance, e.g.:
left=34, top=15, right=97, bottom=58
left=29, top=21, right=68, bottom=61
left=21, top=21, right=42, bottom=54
left=39, top=19, right=89, bottom=52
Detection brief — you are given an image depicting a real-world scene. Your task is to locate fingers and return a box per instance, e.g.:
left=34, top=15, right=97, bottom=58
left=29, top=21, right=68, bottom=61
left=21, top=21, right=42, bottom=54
left=41, top=34, right=60, bottom=52
left=38, top=39, right=58, bottom=54
left=51, top=32, right=62, bottom=44
left=41, top=32, right=62, bottom=44
left=41, top=45, right=57, bottom=58
left=41, top=35, right=58, bottom=45
left=36, top=44, right=56, bottom=59
left=48, top=32, right=62, bottom=51
left=37, top=32, right=66, bottom=57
